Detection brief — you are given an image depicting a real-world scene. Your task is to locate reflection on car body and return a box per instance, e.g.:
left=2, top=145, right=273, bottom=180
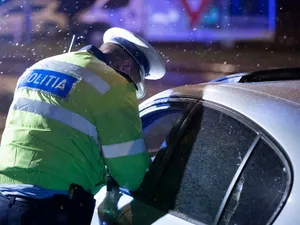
left=92, top=68, right=300, bottom=225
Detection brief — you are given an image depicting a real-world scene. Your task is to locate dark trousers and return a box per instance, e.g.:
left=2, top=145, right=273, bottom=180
left=0, top=193, right=95, bottom=225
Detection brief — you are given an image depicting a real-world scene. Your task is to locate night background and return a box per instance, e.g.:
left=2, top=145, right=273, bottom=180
left=0, top=0, right=300, bottom=138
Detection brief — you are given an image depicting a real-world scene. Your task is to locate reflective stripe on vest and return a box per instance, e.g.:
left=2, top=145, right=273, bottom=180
left=30, top=59, right=111, bottom=95
left=12, top=97, right=99, bottom=144
left=102, top=138, right=147, bottom=158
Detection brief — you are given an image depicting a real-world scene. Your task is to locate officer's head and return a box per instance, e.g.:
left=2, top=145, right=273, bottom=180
left=100, top=42, right=142, bottom=84
left=100, top=27, right=166, bottom=99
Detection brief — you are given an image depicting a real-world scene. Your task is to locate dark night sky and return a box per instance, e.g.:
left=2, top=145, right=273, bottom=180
left=277, top=1, right=300, bottom=11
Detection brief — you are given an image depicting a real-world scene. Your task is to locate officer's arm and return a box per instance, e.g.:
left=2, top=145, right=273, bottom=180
left=94, top=86, right=150, bottom=192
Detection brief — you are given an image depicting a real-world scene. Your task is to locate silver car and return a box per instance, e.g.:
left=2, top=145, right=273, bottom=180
left=92, top=68, right=299, bottom=225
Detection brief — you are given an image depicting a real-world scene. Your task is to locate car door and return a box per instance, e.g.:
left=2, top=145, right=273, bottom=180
left=90, top=97, right=197, bottom=225
left=115, top=100, right=292, bottom=225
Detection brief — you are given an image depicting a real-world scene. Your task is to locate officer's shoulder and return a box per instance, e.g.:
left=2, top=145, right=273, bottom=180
left=34, top=53, right=70, bottom=64
left=96, top=64, right=130, bottom=87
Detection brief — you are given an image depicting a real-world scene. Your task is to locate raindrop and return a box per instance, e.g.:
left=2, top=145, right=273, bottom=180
left=223, top=61, right=227, bottom=64
left=166, top=59, right=170, bottom=63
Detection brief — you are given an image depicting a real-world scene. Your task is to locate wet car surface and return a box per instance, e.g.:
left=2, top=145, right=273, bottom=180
left=92, top=69, right=300, bottom=225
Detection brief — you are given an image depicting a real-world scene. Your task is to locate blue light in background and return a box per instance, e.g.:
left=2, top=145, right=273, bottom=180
left=231, top=0, right=242, bottom=15
left=269, top=0, right=276, bottom=30
left=200, top=7, right=220, bottom=25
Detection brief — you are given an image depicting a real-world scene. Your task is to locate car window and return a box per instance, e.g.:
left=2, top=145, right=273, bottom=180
left=219, top=140, right=290, bottom=225
left=151, top=105, right=257, bottom=224
left=142, top=109, right=185, bottom=156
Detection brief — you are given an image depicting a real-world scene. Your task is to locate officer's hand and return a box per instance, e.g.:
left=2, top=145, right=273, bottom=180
left=98, top=188, right=123, bottom=224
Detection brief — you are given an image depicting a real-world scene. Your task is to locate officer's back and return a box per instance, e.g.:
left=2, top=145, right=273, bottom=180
left=0, top=28, right=166, bottom=225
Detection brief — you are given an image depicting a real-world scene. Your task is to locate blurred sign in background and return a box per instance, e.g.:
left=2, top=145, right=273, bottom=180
left=0, top=0, right=279, bottom=45
left=144, top=0, right=275, bottom=43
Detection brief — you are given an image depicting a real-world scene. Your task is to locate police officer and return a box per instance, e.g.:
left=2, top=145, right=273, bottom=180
left=0, top=27, right=166, bottom=224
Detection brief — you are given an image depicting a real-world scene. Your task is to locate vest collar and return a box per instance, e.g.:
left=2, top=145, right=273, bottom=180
left=78, top=45, right=138, bottom=90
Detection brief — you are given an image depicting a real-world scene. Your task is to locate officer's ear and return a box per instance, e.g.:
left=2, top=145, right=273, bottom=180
left=119, top=60, right=132, bottom=75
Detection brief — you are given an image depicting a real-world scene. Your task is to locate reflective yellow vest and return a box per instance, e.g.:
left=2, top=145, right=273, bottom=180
left=0, top=48, right=150, bottom=193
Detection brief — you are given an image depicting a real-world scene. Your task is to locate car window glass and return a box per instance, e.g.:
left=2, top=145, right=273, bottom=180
left=142, top=110, right=184, bottom=156
left=219, top=140, right=290, bottom=225
left=152, top=106, right=257, bottom=224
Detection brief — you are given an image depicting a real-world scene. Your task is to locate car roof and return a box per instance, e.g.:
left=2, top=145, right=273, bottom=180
left=141, top=79, right=300, bottom=157
left=140, top=80, right=300, bottom=224
left=141, top=79, right=300, bottom=108
left=175, top=80, right=300, bottom=104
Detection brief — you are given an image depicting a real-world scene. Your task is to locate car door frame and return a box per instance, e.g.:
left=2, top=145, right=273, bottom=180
left=133, top=97, right=198, bottom=202
left=135, top=98, right=293, bottom=225
left=202, top=101, right=293, bottom=225
left=120, top=97, right=196, bottom=195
